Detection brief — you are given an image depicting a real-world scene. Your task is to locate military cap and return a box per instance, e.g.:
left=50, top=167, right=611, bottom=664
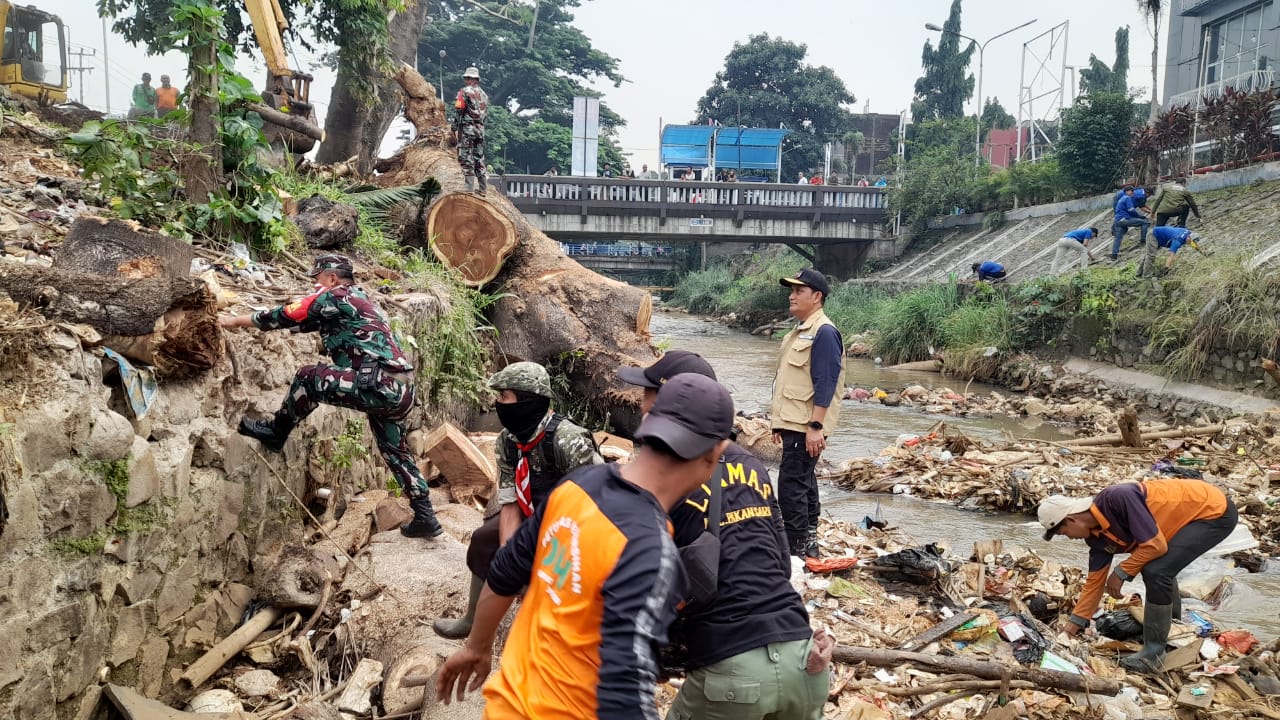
left=308, top=254, right=355, bottom=277
left=487, top=361, right=553, bottom=397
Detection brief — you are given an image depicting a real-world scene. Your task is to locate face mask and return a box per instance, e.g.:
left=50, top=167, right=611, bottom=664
left=495, top=396, right=551, bottom=441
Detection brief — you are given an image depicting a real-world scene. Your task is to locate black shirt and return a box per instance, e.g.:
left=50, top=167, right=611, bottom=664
left=668, top=442, right=812, bottom=669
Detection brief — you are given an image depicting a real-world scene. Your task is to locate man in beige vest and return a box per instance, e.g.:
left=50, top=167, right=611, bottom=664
left=771, top=269, right=846, bottom=558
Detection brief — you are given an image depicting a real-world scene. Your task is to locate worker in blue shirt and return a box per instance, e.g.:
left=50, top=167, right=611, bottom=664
left=1144, top=226, right=1202, bottom=274
left=971, top=261, right=1006, bottom=282
left=1112, top=185, right=1151, bottom=260
left=1052, top=227, right=1098, bottom=274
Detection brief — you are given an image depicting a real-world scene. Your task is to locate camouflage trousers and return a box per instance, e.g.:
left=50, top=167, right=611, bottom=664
left=457, top=125, right=486, bottom=180
left=279, top=363, right=429, bottom=499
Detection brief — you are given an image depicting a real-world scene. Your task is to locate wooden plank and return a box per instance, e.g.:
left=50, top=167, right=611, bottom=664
left=422, top=422, right=497, bottom=504
left=897, top=610, right=979, bottom=652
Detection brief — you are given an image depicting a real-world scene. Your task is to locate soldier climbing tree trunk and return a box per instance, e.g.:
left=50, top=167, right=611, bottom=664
left=375, top=64, right=657, bottom=433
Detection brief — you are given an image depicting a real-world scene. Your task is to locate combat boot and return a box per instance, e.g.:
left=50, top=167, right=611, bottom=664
left=434, top=574, right=484, bottom=638
left=463, top=176, right=475, bottom=192
left=237, top=413, right=294, bottom=453
left=804, top=525, right=821, bottom=559
left=401, top=494, right=443, bottom=538
left=1119, top=602, right=1172, bottom=673
left=476, top=175, right=488, bottom=194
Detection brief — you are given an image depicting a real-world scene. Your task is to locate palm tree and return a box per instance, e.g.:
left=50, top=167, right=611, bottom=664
left=1137, top=0, right=1163, bottom=120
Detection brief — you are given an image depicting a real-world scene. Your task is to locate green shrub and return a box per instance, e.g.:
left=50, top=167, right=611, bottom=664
left=872, top=281, right=960, bottom=363
left=825, top=284, right=891, bottom=335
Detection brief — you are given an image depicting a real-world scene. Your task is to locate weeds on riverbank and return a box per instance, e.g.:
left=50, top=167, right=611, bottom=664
left=669, top=251, right=804, bottom=323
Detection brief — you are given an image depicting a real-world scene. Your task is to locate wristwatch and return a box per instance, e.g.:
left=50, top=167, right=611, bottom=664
left=807, top=421, right=823, bottom=431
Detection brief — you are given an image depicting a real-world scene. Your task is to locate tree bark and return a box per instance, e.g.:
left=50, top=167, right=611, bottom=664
left=316, top=0, right=432, bottom=173
left=184, top=38, right=221, bottom=203
left=377, top=64, right=657, bottom=433
left=1118, top=405, right=1142, bottom=447
left=831, top=645, right=1123, bottom=695
left=248, top=102, right=325, bottom=142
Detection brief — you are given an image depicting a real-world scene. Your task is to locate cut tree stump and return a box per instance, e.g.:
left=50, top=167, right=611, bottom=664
left=377, top=63, right=657, bottom=432
left=55, top=217, right=194, bottom=279
left=427, top=193, right=518, bottom=286
left=1118, top=406, right=1142, bottom=447
left=423, top=422, right=497, bottom=504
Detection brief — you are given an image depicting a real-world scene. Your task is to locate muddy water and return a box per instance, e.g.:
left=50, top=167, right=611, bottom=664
left=651, top=311, right=1280, bottom=639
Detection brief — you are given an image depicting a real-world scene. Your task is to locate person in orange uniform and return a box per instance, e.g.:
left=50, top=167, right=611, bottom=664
left=155, top=75, right=180, bottom=115
left=437, top=373, right=736, bottom=718
left=1038, top=479, right=1237, bottom=672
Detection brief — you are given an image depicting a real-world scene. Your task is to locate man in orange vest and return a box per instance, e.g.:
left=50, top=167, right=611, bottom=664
left=155, top=75, right=180, bottom=114
left=1039, top=479, right=1237, bottom=672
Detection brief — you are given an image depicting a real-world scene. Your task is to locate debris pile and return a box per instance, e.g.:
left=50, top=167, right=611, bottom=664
left=800, top=519, right=1280, bottom=719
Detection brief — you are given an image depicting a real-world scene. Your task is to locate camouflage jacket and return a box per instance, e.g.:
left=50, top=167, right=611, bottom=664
left=252, top=284, right=413, bottom=372
left=492, top=412, right=602, bottom=512
left=453, top=85, right=489, bottom=128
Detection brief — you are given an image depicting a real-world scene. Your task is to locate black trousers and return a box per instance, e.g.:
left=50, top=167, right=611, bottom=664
left=465, top=512, right=502, bottom=579
left=777, top=429, right=821, bottom=555
left=1140, top=498, right=1237, bottom=605
left=1155, top=209, right=1191, bottom=227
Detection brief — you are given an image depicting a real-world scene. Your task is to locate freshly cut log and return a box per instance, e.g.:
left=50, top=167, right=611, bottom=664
left=426, top=193, right=518, bottom=286
left=377, top=63, right=657, bottom=432
left=423, top=422, right=496, bottom=504
left=831, top=645, right=1122, bottom=695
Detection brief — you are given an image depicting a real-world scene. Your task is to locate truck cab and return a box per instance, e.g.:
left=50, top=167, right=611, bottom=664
left=0, top=1, right=67, bottom=103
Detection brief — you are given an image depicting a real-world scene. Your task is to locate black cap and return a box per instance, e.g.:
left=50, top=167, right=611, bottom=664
left=617, top=350, right=716, bottom=389
left=308, top=254, right=354, bottom=277
left=635, top=374, right=734, bottom=459
left=779, top=268, right=831, bottom=298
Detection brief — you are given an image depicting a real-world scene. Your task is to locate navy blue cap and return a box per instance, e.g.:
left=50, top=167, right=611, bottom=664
left=780, top=268, right=831, bottom=297
left=635, top=374, right=734, bottom=459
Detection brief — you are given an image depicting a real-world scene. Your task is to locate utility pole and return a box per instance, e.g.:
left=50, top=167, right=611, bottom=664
left=68, top=47, right=96, bottom=105
left=101, top=17, right=112, bottom=114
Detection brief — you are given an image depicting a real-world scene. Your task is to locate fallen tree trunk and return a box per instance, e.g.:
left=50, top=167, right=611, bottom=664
left=1063, top=424, right=1225, bottom=448
left=377, top=63, right=656, bottom=431
left=831, top=645, right=1122, bottom=695
left=248, top=102, right=326, bottom=142
left=426, top=193, right=518, bottom=286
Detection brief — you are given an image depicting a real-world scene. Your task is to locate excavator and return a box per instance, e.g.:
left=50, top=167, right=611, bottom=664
left=245, top=0, right=323, bottom=153
left=0, top=0, right=68, bottom=104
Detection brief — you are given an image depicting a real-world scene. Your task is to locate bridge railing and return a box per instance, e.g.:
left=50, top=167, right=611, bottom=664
left=499, top=175, right=888, bottom=211
left=559, top=242, right=675, bottom=257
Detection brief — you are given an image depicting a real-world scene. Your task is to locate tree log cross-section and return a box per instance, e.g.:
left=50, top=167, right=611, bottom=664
left=377, top=63, right=657, bottom=432
left=426, top=193, right=517, bottom=286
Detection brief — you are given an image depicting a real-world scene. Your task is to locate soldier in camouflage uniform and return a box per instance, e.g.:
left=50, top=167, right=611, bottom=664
left=219, top=254, right=443, bottom=539
left=452, top=66, right=489, bottom=193
left=432, top=361, right=602, bottom=638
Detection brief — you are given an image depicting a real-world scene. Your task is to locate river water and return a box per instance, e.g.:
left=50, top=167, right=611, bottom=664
left=650, top=310, right=1280, bottom=639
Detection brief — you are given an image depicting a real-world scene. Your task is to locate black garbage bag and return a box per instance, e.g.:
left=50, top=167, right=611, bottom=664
left=1096, top=609, right=1144, bottom=641
left=875, top=543, right=955, bottom=585
left=1006, top=613, right=1048, bottom=666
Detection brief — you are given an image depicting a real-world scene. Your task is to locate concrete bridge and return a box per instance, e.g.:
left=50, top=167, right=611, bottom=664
left=499, top=175, right=897, bottom=276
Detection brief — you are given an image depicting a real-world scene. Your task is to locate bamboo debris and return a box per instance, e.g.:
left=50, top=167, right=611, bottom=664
left=831, top=645, right=1123, bottom=695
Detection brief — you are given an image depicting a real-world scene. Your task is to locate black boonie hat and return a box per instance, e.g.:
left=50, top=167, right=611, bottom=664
left=308, top=254, right=354, bottom=277
left=779, top=268, right=831, bottom=297
left=635, top=374, right=734, bottom=460
left=617, top=350, right=716, bottom=389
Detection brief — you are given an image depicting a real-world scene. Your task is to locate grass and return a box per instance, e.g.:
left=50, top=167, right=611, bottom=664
left=872, top=281, right=962, bottom=364
left=669, top=250, right=803, bottom=323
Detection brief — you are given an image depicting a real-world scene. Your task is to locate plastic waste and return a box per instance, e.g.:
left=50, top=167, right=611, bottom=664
left=1186, top=610, right=1214, bottom=637
left=894, top=433, right=920, bottom=448
left=1101, top=687, right=1144, bottom=720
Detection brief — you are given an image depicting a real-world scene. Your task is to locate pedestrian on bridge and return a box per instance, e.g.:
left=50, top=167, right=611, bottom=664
left=1051, top=227, right=1098, bottom=274
left=771, top=269, right=845, bottom=558
left=452, top=66, right=490, bottom=193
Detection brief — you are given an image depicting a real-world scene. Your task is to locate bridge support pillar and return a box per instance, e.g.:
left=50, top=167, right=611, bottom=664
left=816, top=242, right=871, bottom=280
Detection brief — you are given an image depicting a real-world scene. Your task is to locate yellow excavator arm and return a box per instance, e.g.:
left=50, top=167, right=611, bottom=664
left=243, top=0, right=321, bottom=152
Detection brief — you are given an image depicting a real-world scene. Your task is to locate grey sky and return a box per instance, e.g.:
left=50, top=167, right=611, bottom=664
left=572, top=0, right=1166, bottom=169
left=40, top=0, right=1163, bottom=168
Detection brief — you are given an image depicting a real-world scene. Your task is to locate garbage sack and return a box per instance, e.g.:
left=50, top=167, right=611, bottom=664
left=875, top=543, right=954, bottom=585
left=1204, top=523, right=1260, bottom=556
left=1096, top=609, right=1144, bottom=641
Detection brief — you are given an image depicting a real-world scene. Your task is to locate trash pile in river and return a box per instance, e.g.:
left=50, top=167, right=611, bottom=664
left=820, top=415, right=1280, bottom=554
left=800, top=518, right=1280, bottom=719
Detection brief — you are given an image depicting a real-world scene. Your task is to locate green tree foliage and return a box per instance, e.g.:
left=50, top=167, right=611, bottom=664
left=981, top=98, right=1015, bottom=131
left=1057, top=93, right=1137, bottom=193
left=1080, top=26, right=1130, bottom=96
left=889, top=118, right=978, bottom=232
left=912, top=0, right=976, bottom=123
left=694, top=34, right=857, bottom=179
left=420, top=0, right=627, bottom=174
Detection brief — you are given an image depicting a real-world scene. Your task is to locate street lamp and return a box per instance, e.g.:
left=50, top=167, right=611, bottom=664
left=925, top=18, right=1036, bottom=166
left=438, top=49, right=447, bottom=101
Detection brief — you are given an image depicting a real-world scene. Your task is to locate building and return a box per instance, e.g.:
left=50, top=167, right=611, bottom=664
left=982, top=127, right=1030, bottom=169
left=1163, top=0, right=1278, bottom=108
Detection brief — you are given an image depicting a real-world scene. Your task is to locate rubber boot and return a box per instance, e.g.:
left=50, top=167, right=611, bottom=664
left=237, top=412, right=294, bottom=453
left=1119, top=602, right=1173, bottom=673
left=400, top=493, right=443, bottom=538
left=804, top=525, right=820, bottom=559
left=434, top=574, right=484, bottom=639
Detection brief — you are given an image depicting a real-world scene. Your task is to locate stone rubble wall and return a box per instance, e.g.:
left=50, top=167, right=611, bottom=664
left=0, top=327, right=396, bottom=719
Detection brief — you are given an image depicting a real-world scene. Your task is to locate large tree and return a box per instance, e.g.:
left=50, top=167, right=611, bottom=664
left=1137, top=1, right=1163, bottom=119
left=1080, top=26, right=1131, bottom=96
left=1057, top=93, right=1137, bottom=193
left=417, top=0, right=627, bottom=174
left=912, top=0, right=976, bottom=124
left=981, top=98, right=1015, bottom=131
left=694, top=34, right=857, bottom=179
